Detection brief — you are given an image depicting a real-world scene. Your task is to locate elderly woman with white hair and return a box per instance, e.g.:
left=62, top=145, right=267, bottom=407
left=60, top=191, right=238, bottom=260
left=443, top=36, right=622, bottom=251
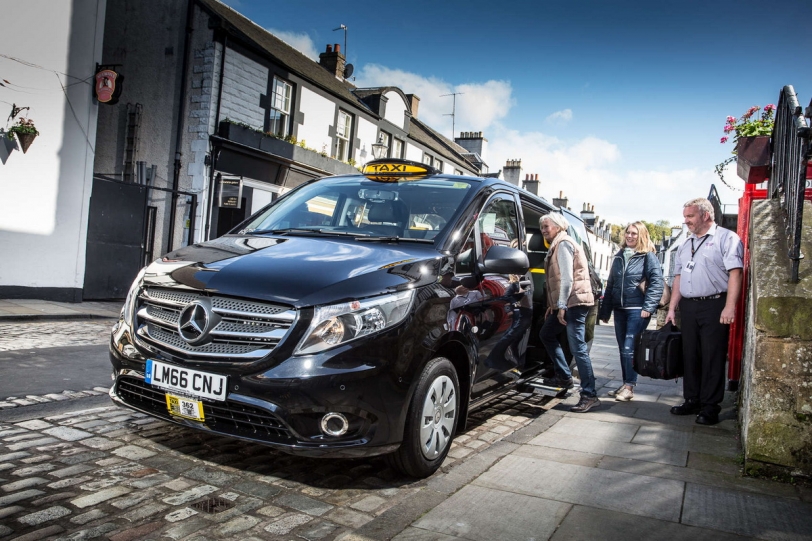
left=539, top=212, right=600, bottom=413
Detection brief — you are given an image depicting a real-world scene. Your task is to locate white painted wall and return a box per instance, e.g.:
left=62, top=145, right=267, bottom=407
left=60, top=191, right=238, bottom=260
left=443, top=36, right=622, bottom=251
left=0, top=0, right=105, bottom=292
left=586, top=230, right=618, bottom=284
left=383, top=91, right=407, bottom=129
left=354, top=116, right=377, bottom=166
left=220, top=48, right=267, bottom=129
left=404, top=141, right=423, bottom=163
left=297, top=87, right=334, bottom=155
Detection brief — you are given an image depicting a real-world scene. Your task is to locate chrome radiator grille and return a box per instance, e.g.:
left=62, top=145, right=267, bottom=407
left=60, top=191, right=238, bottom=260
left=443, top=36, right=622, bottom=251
left=134, top=287, right=296, bottom=359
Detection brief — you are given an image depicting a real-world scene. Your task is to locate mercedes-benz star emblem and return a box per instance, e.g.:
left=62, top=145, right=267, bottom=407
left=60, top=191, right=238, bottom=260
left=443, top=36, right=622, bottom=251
left=178, top=301, right=211, bottom=345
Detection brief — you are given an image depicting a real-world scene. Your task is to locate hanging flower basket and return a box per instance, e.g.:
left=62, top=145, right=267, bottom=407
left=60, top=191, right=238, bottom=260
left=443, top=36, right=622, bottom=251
left=736, top=135, right=771, bottom=183
left=16, top=132, right=37, bottom=153
left=6, top=117, right=39, bottom=154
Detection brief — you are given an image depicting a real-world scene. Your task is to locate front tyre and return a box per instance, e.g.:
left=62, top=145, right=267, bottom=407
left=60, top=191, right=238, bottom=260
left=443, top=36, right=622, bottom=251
left=387, top=357, right=459, bottom=478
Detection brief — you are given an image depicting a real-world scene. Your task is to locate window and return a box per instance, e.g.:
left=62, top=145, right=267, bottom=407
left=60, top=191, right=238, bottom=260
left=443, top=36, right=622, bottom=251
left=391, top=138, right=403, bottom=158
left=335, top=110, right=352, bottom=161
left=455, top=197, right=519, bottom=275
left=422, top=154, right=433, bottom=166
left=269, top=77, right=292, bottom=137
left=434, top=158, right=443, bottom=172
left=379, top=131, right=391, bottom=156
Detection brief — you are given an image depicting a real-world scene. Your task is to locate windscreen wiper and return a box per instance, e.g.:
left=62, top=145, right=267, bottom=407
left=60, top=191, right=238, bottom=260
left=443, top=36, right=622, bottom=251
left=355, top=236, right=434, bottom=243
left=248, top=228, right=369, bottom=237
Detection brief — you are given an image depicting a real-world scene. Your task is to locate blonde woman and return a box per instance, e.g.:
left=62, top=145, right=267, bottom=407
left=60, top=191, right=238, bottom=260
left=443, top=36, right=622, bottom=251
left=598, top=221, right=664, bottom=401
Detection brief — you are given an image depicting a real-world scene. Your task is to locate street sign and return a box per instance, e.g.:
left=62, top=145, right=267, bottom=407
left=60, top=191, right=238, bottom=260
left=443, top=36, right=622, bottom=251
left=218, top=175, right=243, bottom=208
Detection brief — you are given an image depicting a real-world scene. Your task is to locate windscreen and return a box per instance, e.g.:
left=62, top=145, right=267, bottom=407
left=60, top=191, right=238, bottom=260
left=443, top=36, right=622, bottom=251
left=241, top=176, right=476, bottom=241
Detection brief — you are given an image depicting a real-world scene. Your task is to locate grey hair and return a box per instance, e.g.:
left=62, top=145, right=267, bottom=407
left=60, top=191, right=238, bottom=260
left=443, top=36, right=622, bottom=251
left=683, top=198, right=714, bottom=221
left=540, top=212, right=570, bottom=233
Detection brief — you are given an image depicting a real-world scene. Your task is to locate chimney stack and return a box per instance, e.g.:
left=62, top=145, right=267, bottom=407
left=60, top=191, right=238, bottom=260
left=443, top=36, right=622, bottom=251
left=319, top=43, right=346, bottom=79
left=503, top=159, right=522, bottom=186
left=552, top=191, right=569, bottom=210
left=580, top=202, right=596, bottom=227
left=404, top=94, right=420, bottom=118
left=454, top=131, right=488, bottom=163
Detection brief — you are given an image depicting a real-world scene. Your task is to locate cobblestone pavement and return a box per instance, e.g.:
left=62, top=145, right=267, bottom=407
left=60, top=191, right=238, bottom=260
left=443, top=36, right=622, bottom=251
left=0, top=321, right=113, bottom=352
left=0, top=388, right=561, bottom=540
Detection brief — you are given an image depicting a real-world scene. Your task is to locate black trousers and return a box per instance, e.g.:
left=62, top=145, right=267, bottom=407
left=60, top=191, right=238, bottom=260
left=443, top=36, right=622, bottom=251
left=679, top=296, right=729, bottom=414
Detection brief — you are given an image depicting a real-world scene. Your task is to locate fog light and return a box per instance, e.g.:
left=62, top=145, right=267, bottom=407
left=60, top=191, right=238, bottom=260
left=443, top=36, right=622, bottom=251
left=122, top=344, right=138, bottom=359
left=320, top=412, right=349, bottom=437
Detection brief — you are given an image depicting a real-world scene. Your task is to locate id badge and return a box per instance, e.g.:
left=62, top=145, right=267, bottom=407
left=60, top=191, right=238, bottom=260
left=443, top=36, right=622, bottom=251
left=685, top=261, right=695, bottom=272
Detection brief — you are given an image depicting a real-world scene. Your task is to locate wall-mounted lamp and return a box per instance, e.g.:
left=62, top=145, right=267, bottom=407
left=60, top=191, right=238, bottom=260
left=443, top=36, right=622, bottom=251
left=371, top=134, right=388, bottom=159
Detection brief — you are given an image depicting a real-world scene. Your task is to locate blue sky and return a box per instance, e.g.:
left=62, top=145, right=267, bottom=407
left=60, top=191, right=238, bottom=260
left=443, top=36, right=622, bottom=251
left=222, top=0, right=812, bottom=225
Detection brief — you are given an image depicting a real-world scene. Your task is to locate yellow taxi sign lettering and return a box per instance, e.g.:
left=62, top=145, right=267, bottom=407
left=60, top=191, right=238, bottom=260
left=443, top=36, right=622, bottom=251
left=362, top=159, right=437, bottom=181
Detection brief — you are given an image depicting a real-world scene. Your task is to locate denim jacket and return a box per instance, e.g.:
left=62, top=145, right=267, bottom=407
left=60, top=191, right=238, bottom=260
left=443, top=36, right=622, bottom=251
left=598, top=250, right=664, bottom=319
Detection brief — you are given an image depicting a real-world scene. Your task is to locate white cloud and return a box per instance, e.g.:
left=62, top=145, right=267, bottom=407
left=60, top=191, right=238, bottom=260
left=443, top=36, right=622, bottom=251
left=267, top=28, right=319, bottom=61
left=355, top=64, right=512, bottom=137
left=354, top=63, right=724, bottom=226
left=545, top=108, right=573, bottom=125
left=489, top=125, right=722, bottom=225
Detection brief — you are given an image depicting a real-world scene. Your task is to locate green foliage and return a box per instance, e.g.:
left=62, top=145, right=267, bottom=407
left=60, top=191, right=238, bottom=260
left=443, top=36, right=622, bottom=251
left=611, top=220, right=672, bottom=247
left=610, top=224, right=624, bottom=245
left=720, top=105, right=775, bottom=150
left=6, top=117, right=39, bottom=141
left=641, top=220, right=672, bottom=245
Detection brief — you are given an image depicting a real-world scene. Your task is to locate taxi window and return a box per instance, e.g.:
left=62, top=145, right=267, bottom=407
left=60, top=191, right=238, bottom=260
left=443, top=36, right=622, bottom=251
left=241, top=176, right=474, bottom=239
left=455, top=197, right=519, bottom=275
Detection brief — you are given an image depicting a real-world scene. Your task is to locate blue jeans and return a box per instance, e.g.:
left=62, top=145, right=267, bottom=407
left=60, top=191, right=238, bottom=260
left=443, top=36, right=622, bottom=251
left=613, top=309, right=651, bottom=386
left=539, top=305, right=596, bottom=397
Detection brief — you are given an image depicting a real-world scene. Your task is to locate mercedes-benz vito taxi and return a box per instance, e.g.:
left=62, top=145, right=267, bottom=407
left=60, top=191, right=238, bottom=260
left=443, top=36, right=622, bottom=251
left=108, top=159, right=589, bottom=477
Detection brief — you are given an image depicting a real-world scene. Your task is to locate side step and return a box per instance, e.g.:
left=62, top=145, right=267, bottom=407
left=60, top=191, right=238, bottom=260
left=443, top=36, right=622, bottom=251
left=518, top=378, right=572, bottom=398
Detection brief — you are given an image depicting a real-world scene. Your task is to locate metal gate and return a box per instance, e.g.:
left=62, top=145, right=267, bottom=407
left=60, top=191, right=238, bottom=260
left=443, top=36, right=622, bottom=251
left=83, top=177, right=148, bottom=300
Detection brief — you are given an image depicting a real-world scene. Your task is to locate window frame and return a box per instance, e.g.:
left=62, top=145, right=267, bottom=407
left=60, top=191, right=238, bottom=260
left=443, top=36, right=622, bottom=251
left=335, top=110, right=352, bottom=161
left=268, top=76, right=292, bottom=137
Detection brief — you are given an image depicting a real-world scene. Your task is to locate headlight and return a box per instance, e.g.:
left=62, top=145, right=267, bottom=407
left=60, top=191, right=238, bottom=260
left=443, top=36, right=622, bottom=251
left=295, top=290, right=415, bottom=355
left=121, top=267, right=146, bottom=327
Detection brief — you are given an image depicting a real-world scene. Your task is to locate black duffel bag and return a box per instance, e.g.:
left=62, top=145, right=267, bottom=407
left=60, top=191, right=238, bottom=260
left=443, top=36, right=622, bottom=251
left=633, top=322, right=683, bottom=380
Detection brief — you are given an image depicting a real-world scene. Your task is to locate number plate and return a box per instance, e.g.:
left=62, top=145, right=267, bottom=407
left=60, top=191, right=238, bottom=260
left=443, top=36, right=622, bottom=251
left=166, top=393, right=205, bottom=421
left=145, top=359, right=227, bottom=402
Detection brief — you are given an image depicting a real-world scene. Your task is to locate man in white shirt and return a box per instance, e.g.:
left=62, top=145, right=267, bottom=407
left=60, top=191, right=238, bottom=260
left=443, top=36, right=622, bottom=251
left=665, top=198, right=743, bottom=425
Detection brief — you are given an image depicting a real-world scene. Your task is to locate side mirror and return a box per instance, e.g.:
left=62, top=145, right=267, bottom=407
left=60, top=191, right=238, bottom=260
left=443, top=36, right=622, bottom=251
left=478, top=245, right=530, bottom=275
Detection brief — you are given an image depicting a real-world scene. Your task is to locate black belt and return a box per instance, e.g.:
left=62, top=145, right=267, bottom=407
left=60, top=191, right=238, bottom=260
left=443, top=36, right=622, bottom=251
left=686, top=293, right=726, bottom=301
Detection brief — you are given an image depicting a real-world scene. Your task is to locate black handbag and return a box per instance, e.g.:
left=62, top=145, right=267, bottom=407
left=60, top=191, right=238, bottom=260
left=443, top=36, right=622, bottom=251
left=633, top=322, right=683, bottom=380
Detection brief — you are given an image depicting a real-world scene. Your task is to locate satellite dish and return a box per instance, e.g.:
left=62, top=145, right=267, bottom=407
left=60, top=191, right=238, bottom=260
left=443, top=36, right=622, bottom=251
left=344, top=64, right=354, bottom=79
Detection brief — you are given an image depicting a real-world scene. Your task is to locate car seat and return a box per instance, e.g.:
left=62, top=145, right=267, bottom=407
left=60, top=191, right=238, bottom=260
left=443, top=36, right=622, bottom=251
left=526, top=231, right=547, bottom=303
left=363, top=200, right=409, bottom=236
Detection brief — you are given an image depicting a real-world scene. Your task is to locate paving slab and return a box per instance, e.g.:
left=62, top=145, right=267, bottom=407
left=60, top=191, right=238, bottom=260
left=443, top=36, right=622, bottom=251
left=413, top=484, right=571, bottom=541
left=550, top=504, right=756, bottom=541
left=682, top=483, right=812, bottom=540
left=512, top=443, right=603, bottom=468
left=596, top=455, right=800, bottom=499
left=632, top=424, right=740, bottom=457
left=528, top=430, right=688, bottom=466
left=473, top=454, right=685, bottom=522
left=546, top=416, right=641, bottom=442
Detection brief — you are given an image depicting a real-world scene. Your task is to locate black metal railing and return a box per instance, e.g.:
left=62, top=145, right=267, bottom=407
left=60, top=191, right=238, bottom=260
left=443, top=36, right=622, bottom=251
left=769, top=85, right=812, bottom=283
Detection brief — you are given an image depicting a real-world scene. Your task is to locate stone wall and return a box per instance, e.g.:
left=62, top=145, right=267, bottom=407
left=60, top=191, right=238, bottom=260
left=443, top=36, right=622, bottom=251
left=740, top=199, right=812, bottom=477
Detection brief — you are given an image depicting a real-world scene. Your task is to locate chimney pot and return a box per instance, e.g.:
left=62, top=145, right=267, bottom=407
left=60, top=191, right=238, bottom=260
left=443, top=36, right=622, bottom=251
left=326, top=44, right=332, bottom=52
left=535, top=174, right=538, bottom=180
left=334, top=43, right=340, bottom=53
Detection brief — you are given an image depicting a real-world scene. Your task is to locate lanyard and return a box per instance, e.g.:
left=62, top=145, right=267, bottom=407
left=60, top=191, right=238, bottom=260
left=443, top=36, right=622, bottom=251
left=690, top=235, right=708, bottom=260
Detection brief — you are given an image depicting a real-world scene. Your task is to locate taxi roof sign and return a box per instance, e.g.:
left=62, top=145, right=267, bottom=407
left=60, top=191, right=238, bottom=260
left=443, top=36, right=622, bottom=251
left=362, top=159, right=439, bottom=182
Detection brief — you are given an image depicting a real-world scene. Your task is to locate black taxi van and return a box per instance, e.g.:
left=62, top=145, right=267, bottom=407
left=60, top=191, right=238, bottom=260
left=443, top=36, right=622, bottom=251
left=108, top=159, right=592, bottom=477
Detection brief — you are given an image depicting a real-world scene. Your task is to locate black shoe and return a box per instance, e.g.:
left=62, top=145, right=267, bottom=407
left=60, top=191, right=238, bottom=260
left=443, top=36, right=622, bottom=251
left=695, top=412, right=719, bottom=425
left=670, top=401, right=701, bottom=416
left=543, top=376, right=574, bottom=389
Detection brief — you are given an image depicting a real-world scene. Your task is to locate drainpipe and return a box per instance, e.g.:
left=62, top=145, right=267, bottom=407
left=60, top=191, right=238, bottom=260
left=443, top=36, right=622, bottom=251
left=205, top=33, right=228, bottom=241
left=167, top=0, right=195, bottom=252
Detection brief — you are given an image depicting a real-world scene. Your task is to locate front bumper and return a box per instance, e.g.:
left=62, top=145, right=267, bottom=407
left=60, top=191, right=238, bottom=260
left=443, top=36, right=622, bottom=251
left=108, top=322, right=414, bottom=458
